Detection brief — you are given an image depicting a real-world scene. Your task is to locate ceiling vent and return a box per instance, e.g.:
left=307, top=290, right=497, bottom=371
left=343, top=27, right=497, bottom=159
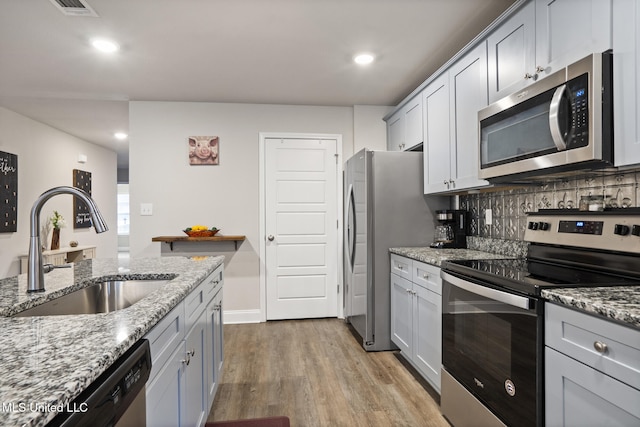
left=49, top=0, right=99, bottom=17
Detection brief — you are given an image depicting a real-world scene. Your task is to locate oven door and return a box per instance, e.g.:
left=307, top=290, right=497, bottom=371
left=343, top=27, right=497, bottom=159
left=441, top=271, right=542, bottom=427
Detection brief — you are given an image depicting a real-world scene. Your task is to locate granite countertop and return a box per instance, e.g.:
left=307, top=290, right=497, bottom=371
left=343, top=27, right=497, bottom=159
left=0, top=255, right=224, bottom=427
left=542, top=287, right=640, bottom=330
left=389, top=247, right=515, bottom=266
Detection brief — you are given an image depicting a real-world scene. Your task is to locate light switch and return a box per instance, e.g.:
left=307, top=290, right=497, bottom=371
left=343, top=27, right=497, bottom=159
left=485, top=208, right=492, bottom=225
left=140, top=203, right=153, bottom=216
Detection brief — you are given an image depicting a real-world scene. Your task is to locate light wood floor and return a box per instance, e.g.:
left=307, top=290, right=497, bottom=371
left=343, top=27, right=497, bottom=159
left=208, top=318, right=450, bottom=427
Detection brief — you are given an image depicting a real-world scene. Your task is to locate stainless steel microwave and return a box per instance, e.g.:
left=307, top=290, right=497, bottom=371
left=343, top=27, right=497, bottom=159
left=478, top=51, right=613, bottom=182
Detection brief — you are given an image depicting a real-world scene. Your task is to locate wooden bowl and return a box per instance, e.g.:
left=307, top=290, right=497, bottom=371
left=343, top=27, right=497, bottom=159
left=184, top=229, right=219, bottom=237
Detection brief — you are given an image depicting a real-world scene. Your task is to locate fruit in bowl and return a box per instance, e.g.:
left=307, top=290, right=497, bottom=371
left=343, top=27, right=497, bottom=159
left=183, top=225, right=220, bottom=237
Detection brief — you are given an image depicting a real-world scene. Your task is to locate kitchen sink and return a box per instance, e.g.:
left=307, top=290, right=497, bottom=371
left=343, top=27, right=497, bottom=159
left=13, top=279, right=170, bottom=317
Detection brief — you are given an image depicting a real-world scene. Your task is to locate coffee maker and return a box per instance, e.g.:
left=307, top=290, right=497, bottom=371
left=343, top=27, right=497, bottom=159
left=430, top=209, right=468, bottom=248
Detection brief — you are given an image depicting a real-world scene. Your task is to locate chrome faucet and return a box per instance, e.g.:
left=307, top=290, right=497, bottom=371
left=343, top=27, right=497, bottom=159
left=28, top=186, right=108, bottom=293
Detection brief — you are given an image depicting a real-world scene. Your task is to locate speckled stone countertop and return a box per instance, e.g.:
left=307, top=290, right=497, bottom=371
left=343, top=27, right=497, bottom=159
left=0, top=255, right=224, bottom=427
left=542, top=287, right=640, bottom=330
left=389, top=247, right=514, bottom=267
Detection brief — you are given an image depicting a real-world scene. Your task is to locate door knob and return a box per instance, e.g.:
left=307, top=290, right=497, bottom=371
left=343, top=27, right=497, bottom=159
left=267, top=235, right=275, bottom=241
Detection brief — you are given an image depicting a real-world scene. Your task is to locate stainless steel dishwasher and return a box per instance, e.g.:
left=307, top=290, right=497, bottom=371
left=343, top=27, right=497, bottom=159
left=49, top=339, right=152, bottom=427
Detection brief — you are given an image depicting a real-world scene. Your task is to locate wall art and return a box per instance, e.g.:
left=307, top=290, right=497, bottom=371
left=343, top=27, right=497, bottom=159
left=188, top=136, right=219, bottom=165
left=0, top=151, right=17, bottom=233
left=73, top=169, right=92, bottom=229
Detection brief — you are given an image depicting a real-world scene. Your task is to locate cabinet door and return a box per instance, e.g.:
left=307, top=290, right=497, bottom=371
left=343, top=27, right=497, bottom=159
left=613, top=0, right=640, bottom=166
left=387, top=111, right=405, bottom=151
left=184, top=311, right=208, bottom=427
left=536, top=0, right=612, bottom=79
left=390, top=273, right=413, bottom=354
left=207, top=289, right=224, bottom=409
left=413, top=285, right=442, bottom=393
left=448, top=42, right=490, bottom=192
left=545, top=347, right=640, bottom=427
left=404, top=96, right=423, bottom=150
left=423, top=73, right=451, bottom=194
left=487, top=1, right=536, bottom=103
left=146, top=342, right=186, bottom=427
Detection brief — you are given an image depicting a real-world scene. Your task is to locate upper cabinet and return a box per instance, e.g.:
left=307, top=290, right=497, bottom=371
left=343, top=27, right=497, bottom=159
left=487, top=1, right=536, bottom=103
left=424, top=43, right=490, bottom=194
left=386, top=96, right=423, bottom=151
left=488, top=0, right=612, bottom=104
left=613, top=0, right=640, bottom=166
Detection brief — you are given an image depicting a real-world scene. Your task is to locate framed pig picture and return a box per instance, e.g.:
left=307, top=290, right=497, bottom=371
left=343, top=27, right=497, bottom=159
left=188, top=136, right=219, bottom=165
left=0, top=151, right=18, bottom=233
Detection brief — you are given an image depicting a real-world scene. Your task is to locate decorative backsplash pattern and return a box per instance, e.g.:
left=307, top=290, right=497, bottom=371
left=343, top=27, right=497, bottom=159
left=459, top=171, right=640, bottom=241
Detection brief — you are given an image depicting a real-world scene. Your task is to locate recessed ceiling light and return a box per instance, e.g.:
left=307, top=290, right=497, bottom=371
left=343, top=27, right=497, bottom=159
left=354, top=53, right=375, bottom=65
left=91, top=38, right=119, bottom=53
left=114, top=132, right=128, bottom=140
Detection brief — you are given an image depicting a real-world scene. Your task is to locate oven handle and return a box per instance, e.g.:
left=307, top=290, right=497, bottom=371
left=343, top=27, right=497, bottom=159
left=441, top=271, right=534, bottom=310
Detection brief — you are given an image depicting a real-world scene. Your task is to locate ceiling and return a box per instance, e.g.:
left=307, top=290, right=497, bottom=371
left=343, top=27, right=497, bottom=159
left=0, top=0, right=517, bottom=169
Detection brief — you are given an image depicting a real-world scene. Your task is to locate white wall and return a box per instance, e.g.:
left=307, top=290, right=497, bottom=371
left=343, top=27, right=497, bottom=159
left=129, top=101, right=389, bottom=318
left=353, top=105, right=393, bottom=153
left=0, top=107, right=118, bottom=278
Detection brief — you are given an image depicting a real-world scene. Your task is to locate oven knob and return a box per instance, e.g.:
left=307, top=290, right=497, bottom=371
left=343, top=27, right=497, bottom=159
left=632, top=225, right=640, bottom=236
left=614, top=224, right=630, bottom=236
left=527, top=221, right=535, bottom=230
left=538, top=221, right=550, bottom=231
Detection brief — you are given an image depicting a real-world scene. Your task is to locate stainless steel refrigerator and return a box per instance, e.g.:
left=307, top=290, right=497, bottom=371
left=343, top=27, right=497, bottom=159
left=344, top=148, right=447, bottom=351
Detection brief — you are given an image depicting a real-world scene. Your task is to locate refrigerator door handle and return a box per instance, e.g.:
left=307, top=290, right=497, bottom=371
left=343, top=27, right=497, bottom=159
left=347, top=184, right=356, bottom=270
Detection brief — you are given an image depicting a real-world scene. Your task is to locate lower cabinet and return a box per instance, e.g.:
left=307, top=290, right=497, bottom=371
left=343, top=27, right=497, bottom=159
left=390, top=254, right=442, bottom=393
left=145, top=264, right=224, bottom=427
left=545, top=303, right=640, bottom=426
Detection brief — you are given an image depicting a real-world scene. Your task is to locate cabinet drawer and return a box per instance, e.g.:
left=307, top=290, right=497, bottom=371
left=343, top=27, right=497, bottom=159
left=204, top=265, right=224, bottom=303
left=185, top=279, right=208, bottom=332
left=145, top=301, right=185, bottom=382
left=390, top=254, right=412, bottom=281
left=412, top=260, right=442, bottom=295
left=545, top=303, right=640, bottom=389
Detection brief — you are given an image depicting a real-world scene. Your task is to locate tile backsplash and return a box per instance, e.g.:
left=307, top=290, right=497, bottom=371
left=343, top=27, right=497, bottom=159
left=459, top=170, right=640, bottom=241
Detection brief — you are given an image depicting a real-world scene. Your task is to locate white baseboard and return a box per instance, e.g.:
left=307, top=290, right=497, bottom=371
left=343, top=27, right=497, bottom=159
left=223, top=309, right=262, bottom=324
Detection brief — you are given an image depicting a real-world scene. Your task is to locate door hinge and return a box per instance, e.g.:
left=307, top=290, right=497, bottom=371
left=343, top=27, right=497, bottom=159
left=337, top=219, right=339, bottom=229
left=337, top=284, right=340, bottom=293
left=335, top=153, right=339, bottom=163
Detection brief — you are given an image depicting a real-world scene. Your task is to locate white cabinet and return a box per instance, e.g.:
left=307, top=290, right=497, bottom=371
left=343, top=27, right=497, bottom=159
left=206, top=271, right=224, bottom=406
left=145, top=264, right=224, bottom=427
left=613, top=0, right=640, bottom=166
left=424, top=43, right=490, bottom=194
left=488, top=0, right=612, bottom=104
left=545, top=303, right=640, bottom=427
left=535, top=0, right=611, bottom=79
left=390, top=254, right=442, bottom=393
left=423, top=73, right=451, bottom=193
left=487, top=1, right=536, bottom=103
left=386, top=96, right=423, bottom=151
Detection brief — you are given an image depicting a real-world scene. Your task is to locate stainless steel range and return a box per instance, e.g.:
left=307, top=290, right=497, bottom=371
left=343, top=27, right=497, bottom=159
left=440, top=209, right=640, bottom=427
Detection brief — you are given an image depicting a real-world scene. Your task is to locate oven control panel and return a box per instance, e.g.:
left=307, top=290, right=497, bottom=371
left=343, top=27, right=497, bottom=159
left=525, top=212, right=640, bottom=253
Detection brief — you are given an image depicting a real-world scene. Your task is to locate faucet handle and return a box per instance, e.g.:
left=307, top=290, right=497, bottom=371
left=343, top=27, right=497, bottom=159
left=42, top=263, right=72, bottom=274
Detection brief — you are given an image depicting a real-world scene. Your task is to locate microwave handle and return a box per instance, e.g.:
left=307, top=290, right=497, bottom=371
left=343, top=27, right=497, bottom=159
left=549, top=84, right=568, bottom=151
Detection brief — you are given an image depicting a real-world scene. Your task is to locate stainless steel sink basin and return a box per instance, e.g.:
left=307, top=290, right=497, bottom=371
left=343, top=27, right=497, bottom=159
left=13, top=279, right=170, bottom=317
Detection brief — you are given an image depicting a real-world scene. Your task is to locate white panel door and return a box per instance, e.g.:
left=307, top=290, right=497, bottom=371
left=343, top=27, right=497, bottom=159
left=265, top=138, right=338, bottom=320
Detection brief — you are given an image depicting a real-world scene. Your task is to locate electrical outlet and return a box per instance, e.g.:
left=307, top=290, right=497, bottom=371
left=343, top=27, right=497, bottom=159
left=485, top=208, right=492, bottom=225
left=140, top=203, right=153, bottom=216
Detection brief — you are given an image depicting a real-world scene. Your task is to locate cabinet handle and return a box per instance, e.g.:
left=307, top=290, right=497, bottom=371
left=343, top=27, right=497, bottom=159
left=524, top=72, right=534, bottom=79
left=422, top=274, right=429, bottom=280
left=182, top=354, right=191, bottom=366
left=188, top=348, right=196, bottom=357
left=444, top=180, right=448, bottom=186
left=536, top=65, right=545, bottom=74
left=449, top=179, right=455, bottom=188
left=397, top=265, right=403, bottom=270
left=593, top=341, right=608, bottom=354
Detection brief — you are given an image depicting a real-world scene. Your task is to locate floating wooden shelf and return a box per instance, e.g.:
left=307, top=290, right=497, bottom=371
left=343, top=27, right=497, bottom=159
left=152, top=235, right=246, bottom=251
